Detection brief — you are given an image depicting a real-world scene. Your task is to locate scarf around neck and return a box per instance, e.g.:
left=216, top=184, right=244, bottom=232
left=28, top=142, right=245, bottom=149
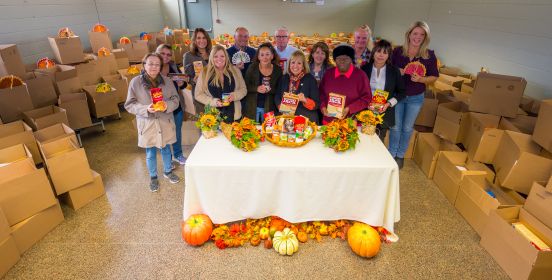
left=288, top=71, right=305, bottom=93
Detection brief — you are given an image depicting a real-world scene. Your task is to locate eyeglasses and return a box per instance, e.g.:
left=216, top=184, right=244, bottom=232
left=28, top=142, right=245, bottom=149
left=146, top=63, right=161, bottom=67
left=159, top=52, right=172, bottom=57
left=275, top=36, right=288, bottom=39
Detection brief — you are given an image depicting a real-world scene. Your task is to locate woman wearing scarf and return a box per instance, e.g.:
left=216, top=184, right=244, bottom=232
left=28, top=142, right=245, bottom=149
left=275, top=50, right=320, bottom=124
left=125, top=53, right=181, bottom=192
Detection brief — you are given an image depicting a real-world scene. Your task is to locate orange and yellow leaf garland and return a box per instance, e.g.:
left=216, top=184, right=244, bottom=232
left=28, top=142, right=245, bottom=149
left=356, top=110, right=384, bottom=126
left=320, top=118, right=359, bottom=152
left=226, top=118, right=262, bottom=152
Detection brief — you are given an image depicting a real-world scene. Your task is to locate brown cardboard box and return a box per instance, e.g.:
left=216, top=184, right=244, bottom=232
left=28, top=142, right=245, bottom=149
left=415, top=91, right=439, bottom=127
left=432, top=151, right=489, bottom=204
left=461, top=81, right=475, bottom=94
left=470, top=72, right=526, bottom=118
left=23, top=105, right=69, bottom=131
left=524, top=181, right=552, bottom=229
left=117, top=64, right=142, bottom=85
left=0, top=236, right=20, bottom=278
left=34, top=123, right=77, bottom=145
left=173, top=29, right=190, bottom=44
left=95, top=54, right=118, bottom=77
left=0, top=84, right=34, bottom=123
left=439, top=66, right=461, bottom=76
left=433, top=101, right=470, bottom=143
left=0, top=144, right=57, bottom=226
left=455, top=176, right=525, bottom=236
left=172, top=44, right=189, bottom=65
left=437, top=73, right=465, bottom=90
left=25, top=76, right=57, bottom=108
left=75, top=62, right=101, bottom=87
left=34, top=64, right=77, bottom=84
left=493, top=130, right=552, bottom=194
left=0, top=44, right=26, bottom=78
left=384, top=130, right=417, bottom=159
left=413, top=133, right=461, bottom=179
left=39, top=137, right=93, bottom=195
left=451, top=90, right=470, bottom=104
left=117, top=41, right=148, bottom=63
left=10, top=202, right=64, bottom=254
left=480, top=181, right=552, bottom=280
left=88, top=31, right=113, bottom=53
left=102, top=74, right=128, bottom=103
left=0, top=121, right=42, bottom=165
left=520, top=96, right=541, bottom=115
left=82, top=85, right=119, bottom=118
left=60, top=170, right=105, bottom=210
left=112, top=49, right=130, bottom=69
left=498, top=115, right=537, bottom=135
left=58, top=93, right=93, bottom=130
left=533, top=99, right=552, bottom=152
left=462, top=112, right=502, bottom=164
left=56, top=76, right=81, bottom=95
left=0, top=208, right=10, bottom=241
left=48, top=36, right=85, bottom=64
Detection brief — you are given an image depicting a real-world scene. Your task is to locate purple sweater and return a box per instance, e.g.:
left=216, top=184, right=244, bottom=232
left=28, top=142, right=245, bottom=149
left=391, top=46, right=439, bottom=96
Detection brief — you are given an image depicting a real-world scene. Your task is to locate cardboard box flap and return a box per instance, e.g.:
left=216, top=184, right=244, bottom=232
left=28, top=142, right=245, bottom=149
left=0, top=120, right=31, bottom=139
left=519, top=209, right=552, bottom=255
left=40, top=136, right=79, bottom=160
left=59, top=92, right=87, bottom=103
left=33, top=123, right=75, bottom=144
left=0, top=144, right=31, bottom=165
left=523, top=182, right=552, bottom=230
left=25, top=76, right=57, bottom=108
left=438, top=151, right=487, bottom=185
left=437, top=101, right=469, bottom=123
left=461, top=176, right=501, bottom=215
left=499, top=115, right=537, bottom=135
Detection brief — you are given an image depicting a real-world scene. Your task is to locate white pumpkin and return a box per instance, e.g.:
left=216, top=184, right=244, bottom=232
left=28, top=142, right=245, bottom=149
left=272, top=228, right=299, bottom=256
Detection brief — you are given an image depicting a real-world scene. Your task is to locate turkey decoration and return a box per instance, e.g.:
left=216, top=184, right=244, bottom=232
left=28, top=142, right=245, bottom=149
left=97, top=47, right=111, bottom=57
left=139, top=32, right=152, bottom=41
left=92, top=23, right=108, bottom=33
left=37, top=58, right=56, bottom=69
left=58, top=27, right=75, bottom=38
left=119, top=37, right=131, bottom=45
left=404, top=61, right=426, bottom=77
left=0, top=75, right=24, bottom=89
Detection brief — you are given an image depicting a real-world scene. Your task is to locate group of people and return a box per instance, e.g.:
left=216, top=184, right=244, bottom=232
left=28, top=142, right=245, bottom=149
left=125, top=21, right=439, bottom=192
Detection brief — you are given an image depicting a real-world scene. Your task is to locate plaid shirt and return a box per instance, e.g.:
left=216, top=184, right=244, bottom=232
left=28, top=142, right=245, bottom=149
left=355, top=48, right=371, bottom=68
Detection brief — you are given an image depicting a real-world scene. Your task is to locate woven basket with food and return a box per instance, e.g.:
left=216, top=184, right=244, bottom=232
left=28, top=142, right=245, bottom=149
left=262, top=113, right=317, bottom=148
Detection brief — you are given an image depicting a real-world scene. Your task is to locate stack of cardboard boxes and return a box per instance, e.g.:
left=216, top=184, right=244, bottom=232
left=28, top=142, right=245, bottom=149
left=411, top=65, right=552, bottom=279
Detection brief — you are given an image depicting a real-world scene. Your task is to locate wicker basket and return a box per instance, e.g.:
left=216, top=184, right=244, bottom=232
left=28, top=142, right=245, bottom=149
left=202, top=130, right=217, bottom=139
left=262, top=115, right=317, bottom=148
left=361, top=124, right=376, bottom=135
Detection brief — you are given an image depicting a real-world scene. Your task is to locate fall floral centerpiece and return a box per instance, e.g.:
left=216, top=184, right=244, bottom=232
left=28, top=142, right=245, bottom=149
left=320, top=118, right=360, bottom=152
left=195, top=105, right=221, bottom=139
left=221, top=117, right=262, bottom=152
left=356, top=110, right=384, bottom=135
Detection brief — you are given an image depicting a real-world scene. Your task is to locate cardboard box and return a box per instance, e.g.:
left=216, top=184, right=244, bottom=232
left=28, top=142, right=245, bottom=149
left=493, top=130, right=552, bottom=194
left=60, top=170, right=105, bottom=210
left=0, top=84, right=34, bottom=123
left=95, top=54, right=118, bottom=77
left=23, top=105, right=69, bottom=131
left=88, top=31, right=113, bottom=53
left=437, top=73, right=465, bottom=90
left=48, top=36, right=85, bottom=64
left=520, top=96, right=541, bottom=115
left=10, top=202, right=64, bottom=254
left=413, top=133, right=461, bottom=179
left=0, top=236, right=20, bottom=278
left=480, top=181, right=552, bottom=280
left=34, top=123, right=78, bottom=145
left=117, top=64, right=142, bottom=85
left=415, top=91, right=439, bottom=127
left=83, top=85, right=119, bottom=118
left=433, top=101, right=470, bottom=143
left=470, top=72, right=526, bottom=118
left=547, top=175, right=552, bottom=193
left=499, top=115, right=537, bottom=135
left=25, top=76, right=57, bottom=108
left=0, top=44, right=26, bottom=78
left=0, top=121, right=42, bottom=165
left=102, top=74, right=128, bottom=103
left=58, top=93, right=93, bottom=130
left=0, top=144, right=57, bottom=226
left=533, top=99, right=552, bottom=152
left=75, top=62, right=101, bottom=87
left=524, top=181, right=552, bottom=229
left=462, top=112, right=502, bottom=164
left=117, top=41, right=148, bottom=63
left=39, top=137, right=93, bottom=195
left=34, top=64, right=77, bottom=84
left=432, top=151, right=489, bottom=204
left=439, top=66, right=461, bottom=76
left=172, top=44, right=189, bottom=65
left=56, top=76, right=82, bottom=95
left=0, top=208, right=9, bottom=241
left=455, top=176, right=525, bottom=236
left=112, top=49, right=130, bottom=69
left=383, top=130, right=417, bottom=159
left=461, top=81, right=475, bottom=94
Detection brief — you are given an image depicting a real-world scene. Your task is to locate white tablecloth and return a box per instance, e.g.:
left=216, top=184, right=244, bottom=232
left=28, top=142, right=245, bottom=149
left=183, top=132, right=400, bottom=232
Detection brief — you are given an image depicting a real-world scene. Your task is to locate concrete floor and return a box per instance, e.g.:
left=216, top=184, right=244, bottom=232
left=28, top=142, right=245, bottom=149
left=3, top=112, right=508, bottom=279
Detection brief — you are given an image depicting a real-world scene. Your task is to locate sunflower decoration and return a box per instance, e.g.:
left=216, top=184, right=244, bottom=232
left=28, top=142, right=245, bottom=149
left=97, top=47, right=111, bottom=57
left=0, top=75, right=24, bottom=89
left=195, top=105, right=222, bottom=139
left=58, top=27, right=75, bottom=38
left=222, top=117, right=262, bottom=152
left=95, top=82, right=112, bottom=93
left=356, top=110, right=384, bottom=135
left=127, top=65, right=141, bottom=75
left=320, top=118, right=359, bottom=152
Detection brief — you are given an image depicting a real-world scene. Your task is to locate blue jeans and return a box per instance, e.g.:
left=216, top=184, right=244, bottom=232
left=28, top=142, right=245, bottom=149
left=146, top=145, right=173, bottom=178
left=172, top=109, right=184, bottom=158
left=255, top=107, right=265, bottom=123
left=389, top=93, right=424, bottom=158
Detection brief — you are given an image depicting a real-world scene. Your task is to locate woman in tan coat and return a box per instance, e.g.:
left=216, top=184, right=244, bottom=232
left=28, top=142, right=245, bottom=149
left=195, top=45, right=247, bottom=123
left=125, top=53, right=181, bottom=192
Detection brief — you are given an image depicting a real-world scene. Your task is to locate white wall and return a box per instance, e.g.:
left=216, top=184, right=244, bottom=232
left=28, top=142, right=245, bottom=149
left=374, top=0, right=552, bottom=100
left=210, top=0, right=377, bottom=37
left=159, top=0, right=182, bottom=28
left=0, top=0, right=164, bottom=64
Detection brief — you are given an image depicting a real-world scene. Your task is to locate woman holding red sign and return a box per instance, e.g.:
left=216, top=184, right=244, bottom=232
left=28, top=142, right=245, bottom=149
left=390, top=21, right=439, bottom=169
left=125, top=53, right=181, bottom=192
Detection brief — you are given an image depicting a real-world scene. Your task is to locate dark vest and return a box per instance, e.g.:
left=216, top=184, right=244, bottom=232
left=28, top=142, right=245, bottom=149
left=208, top=74, right=236, bottom=123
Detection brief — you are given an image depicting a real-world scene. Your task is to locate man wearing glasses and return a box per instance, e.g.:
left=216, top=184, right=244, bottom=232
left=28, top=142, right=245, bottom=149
left=273, top=26, right=298, bottom=74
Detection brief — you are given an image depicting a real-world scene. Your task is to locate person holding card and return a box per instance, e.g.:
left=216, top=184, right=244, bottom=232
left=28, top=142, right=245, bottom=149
left=183, top=28, right=212, bottom=113
left=195, top=45, right=247, bottom=123
left=361, top=39, right=406, bottom=142
left=319, top=44, right=371, bottom=124
left=156, top=44, right=187, bottom=166
left=390, top=21, right=439, bottom=168
left=227, top=27, right=256, bottom=78
left=274, top=50, right=319, bottom=124
left=244, top=43, right=282, bottom=122
left=125, top=53, right=181, bottom=192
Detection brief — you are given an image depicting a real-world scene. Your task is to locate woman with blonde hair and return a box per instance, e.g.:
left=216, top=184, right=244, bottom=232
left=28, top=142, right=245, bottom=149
left=389, top=21, right=439, bottom=169
left=275, top=50, right=319, bottom=123
left=195, top=45, right=247, bottom=123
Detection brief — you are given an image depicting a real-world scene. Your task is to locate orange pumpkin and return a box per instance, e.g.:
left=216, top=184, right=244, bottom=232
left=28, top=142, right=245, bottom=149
left=259, top=227, right=270, bottom=240
left=181, top=214, right=213, bottom=246
left=347, top=222, right=381, bottom=258
left=184, top=39, right=191, bottom=46
left=141, top=34, right=152, bottom=41
left=92, top=23, right=108, bottom=33
left=58, top=27, right=75, bottom=38
left=127, top=65, right=140, bottom=75
left=119, top=37, right=131, bottom=44
left=97, top=47, right=111, bottom=57
left=37, top=57, right=56, bottom=69
left=250, top=236, right=261, bottom=246
left=297, top=232, right=308, bottom=243
left=0, top=75, right=24, bottom=89
left=264, top=238, right=272, bottom=249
